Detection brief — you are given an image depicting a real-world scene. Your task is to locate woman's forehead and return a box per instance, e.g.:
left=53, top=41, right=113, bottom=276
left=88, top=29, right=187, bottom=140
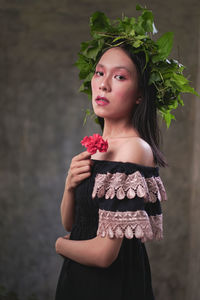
left=98, top=47, right=137, bottom=72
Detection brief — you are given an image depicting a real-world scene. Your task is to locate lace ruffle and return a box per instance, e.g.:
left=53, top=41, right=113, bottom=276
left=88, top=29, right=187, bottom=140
left=92, top=171, right=167, bottom=203
left=97, top=209, right=163, bottom=242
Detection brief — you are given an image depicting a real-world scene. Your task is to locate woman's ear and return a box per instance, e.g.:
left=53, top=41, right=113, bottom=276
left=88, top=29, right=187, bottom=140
left=136, top=96, right=142, bottom=104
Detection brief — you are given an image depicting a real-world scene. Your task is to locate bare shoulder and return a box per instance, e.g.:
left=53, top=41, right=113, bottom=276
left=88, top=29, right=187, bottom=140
left=115, top=137, right=155, bottom=167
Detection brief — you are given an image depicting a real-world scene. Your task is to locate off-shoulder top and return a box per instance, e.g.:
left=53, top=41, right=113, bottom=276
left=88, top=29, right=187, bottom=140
left=71, top=159, right=167, bottom=242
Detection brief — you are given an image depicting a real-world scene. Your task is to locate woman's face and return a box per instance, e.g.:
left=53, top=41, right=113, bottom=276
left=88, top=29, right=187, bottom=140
left=91, top=47, right=140, bottom=122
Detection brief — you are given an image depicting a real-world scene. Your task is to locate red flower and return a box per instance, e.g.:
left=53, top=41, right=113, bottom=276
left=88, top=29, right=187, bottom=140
left=81, top=134, right=108, bottom=154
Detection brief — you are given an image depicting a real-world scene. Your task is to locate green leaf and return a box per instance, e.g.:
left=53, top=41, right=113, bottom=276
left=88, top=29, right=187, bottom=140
left=135, top=34, right=147, bottom=40
left=117, top=16, right=136, bottom=35
left=112, top=36, right=125, bottom=43
left=169, top=73, right=199, bottom=97
left=79, top=83, right=85, bottom=93
left=134, top=16, right=146, bottom=35
left=152, top=32, right=174, bottom=62
left=90, top=12, right=111, bottom=37
left=83, top=109, right=92, bottom=126
left=130, top=17, right=136, bottom=26
left=172, top=73, right=188, bottom=85
left=79, top=82, right=92, bottom=98
left=75, top=54, right=93, bottom=79
left=162, top=110, right=176, bottom=128
left=79, top=75, right=92, bottom=91
left=136, top=4, right=143, bottom=11
left=80, top=41, right=90, bottom=52
left=149, top=71, right=162, bottom=84
left=95, top=117, right=100, bottom=124
left=132, top=39, right=143, bottom=48
left=129, top=29, right=135, bottom=36
left=181, top=85, right=200, bottom=96
left=142, top=11, right=154, bottom=32
left=177, top=94, right=184, bottom=105
left=86, top=44, right=100, bottom=59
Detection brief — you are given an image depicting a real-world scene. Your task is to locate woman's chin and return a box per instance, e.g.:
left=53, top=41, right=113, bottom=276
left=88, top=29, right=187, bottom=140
left=93, top=108, right=106, bottom=118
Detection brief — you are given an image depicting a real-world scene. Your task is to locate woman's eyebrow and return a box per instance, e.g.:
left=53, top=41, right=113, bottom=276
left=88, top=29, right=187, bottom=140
left=114, top=66, right=132, bottom=74
left=96, top=63, right=132, bottom=74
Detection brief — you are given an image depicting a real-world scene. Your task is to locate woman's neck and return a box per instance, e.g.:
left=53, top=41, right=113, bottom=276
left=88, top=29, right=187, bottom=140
left=102, top=118, right=139, bottom=139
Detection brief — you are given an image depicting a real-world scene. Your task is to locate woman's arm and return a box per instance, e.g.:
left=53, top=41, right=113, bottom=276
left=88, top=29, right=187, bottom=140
left=60, top=188, right=75, bottom=232
left=61, top=151, right=93, bottom=231
left=55, top=235, right=123, bottom=268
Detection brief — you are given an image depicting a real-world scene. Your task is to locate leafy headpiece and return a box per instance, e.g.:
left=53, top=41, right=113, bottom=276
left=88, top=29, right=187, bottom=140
left=75, top=4, right=199, bottom=127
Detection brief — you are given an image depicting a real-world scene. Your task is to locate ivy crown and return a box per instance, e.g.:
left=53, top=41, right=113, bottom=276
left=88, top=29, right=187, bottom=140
left=75, top=4, right=199, bottom=128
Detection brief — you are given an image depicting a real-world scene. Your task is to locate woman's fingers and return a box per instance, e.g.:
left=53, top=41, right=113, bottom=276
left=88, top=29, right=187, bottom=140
left=75, top=165, right=91, bottom=174
left=73, top=150, right=91, bottom=162
left=71, top=159, right=93, bottom=169
left=65, top=151, right=94, bottom=190
left=76, top=172, right=91, bottom=181
left=69, top=165, right=90, bottom=178
left=69, top=151, right=93, bottom=175
left=69, top=162, right=92, bottom=177
left=66, top=172, right=91, bottom=190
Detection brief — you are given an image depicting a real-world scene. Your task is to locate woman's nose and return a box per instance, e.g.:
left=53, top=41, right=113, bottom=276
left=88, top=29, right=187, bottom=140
left=99, top=78, right=111, bottom=92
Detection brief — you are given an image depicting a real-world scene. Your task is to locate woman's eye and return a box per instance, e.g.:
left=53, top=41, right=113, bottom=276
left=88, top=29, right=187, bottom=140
left=115, top=75, right=126, bottom=80
left=95, top=71, right=104, bottom=76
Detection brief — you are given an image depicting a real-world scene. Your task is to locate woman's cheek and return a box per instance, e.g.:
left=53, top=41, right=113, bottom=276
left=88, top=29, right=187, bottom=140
left=91, top=77, right=96, bottom=90
left=91, top=79, right=100, bottom=99
left=115, top=88, right=134, bottom=103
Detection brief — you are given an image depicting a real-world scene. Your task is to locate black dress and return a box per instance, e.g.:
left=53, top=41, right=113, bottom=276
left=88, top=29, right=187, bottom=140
left=55, top=160, right=167, bottom=300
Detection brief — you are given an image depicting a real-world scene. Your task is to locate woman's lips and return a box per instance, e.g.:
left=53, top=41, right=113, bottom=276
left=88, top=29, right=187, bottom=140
left=95, top=96, right=109, bottom=106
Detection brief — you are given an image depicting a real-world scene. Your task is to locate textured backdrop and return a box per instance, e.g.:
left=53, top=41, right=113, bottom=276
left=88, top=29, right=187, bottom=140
left=0, top=0, right=200, bottom=299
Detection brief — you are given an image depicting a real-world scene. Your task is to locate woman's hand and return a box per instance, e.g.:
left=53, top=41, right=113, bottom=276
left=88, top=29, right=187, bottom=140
left=55, top=237, right=64, bottom=254
left=60, top=152, right=92, bottom=232
left=63, top=233, right=70, bottom=239
left=55, top=234, right=70, bottom=254
left=65, top=151, right=93, bottom=192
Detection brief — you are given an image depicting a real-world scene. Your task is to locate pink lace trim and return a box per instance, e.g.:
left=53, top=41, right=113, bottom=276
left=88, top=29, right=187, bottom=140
left=92, top=171, right=167, bottom=202
left=149, top=215, right=163, bottom=240
left=97, top=209, right=163, bottom=242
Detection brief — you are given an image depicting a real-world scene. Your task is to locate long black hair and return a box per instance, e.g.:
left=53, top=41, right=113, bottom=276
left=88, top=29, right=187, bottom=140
left=97, top=45, right=167, bottom=167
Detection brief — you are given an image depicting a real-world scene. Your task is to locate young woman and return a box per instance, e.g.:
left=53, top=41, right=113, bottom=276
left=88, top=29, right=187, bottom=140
left=54, top=44, right=167, bottom=300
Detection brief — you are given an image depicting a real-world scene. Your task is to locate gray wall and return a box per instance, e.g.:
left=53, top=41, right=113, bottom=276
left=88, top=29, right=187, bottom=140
left=0, top=0, right=199, bottom=299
